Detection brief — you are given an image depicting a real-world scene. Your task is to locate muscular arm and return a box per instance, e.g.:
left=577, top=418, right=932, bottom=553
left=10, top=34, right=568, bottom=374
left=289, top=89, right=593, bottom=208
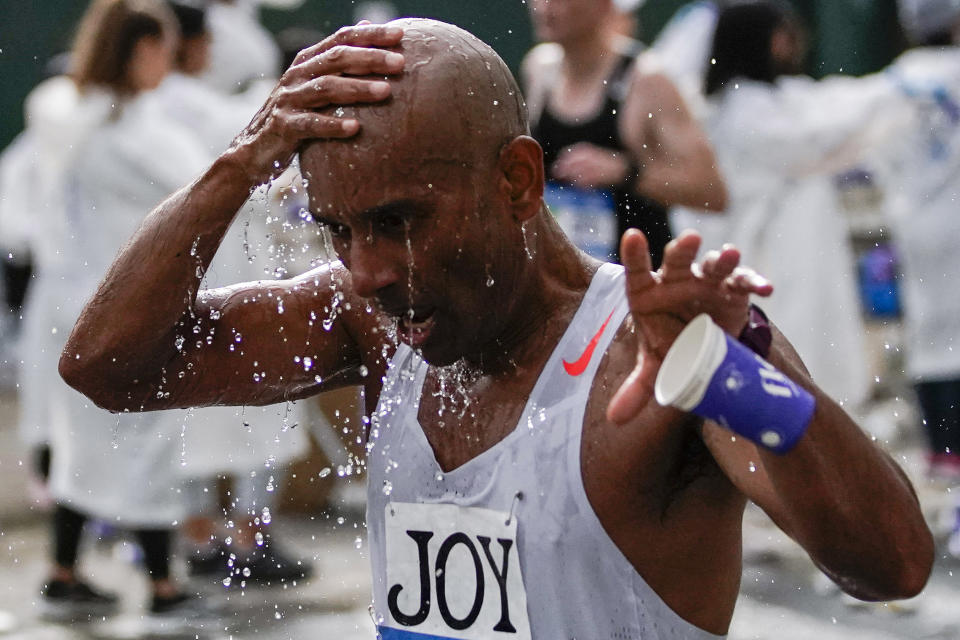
left=702, top=323, right=933, bottom=601
left=610, top=229, right=932, bottom=604
left=59, top=25, right=406, bottom=412
left=620, top=70, right=728, bottom=211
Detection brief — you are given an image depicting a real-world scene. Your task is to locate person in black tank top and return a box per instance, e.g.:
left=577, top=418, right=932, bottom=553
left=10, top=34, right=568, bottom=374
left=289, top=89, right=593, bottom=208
left=531, top=51, right=672, bottom=267
left=522, top=1, right=728, bottom=268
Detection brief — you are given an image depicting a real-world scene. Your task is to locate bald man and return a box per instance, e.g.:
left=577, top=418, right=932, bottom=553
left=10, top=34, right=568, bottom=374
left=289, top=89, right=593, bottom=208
left=61, top=19, right=931, bottom=639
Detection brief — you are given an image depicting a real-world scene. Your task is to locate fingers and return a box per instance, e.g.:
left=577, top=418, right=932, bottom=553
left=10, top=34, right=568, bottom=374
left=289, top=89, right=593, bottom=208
left=621, top=228, right=656, bottom=306
left=293, top=24, right=404, bottom=66
left=725, top=266, right=774, bottom=297
left=284, top=110, right=361, bottom=139
left=659, top=230, right=702, bottom=283
left=695, top=240, right=770, bottom=295
left=606, top=358, right=655, bottom=425
left=700, top=245, right=740, bottom=281
left=290, top=46, right=405, bottom=84
left=281, top=75, right=392, bottom=109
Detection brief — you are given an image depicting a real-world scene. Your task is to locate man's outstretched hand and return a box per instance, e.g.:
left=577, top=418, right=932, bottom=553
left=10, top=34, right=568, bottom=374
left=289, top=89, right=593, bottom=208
left=606, top=228, right=774, bottom=425
left=228, top=23, right=405, bottom=185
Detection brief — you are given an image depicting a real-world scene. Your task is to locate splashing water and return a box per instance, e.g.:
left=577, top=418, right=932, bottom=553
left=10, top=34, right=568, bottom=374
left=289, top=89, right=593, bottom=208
left=111, top=414, right=121, bottom=450
left=521, top=221, right=534, bottom=259
left=179, top=409, right=194, bottom=467
left=432, top=359, right=481, bottom=420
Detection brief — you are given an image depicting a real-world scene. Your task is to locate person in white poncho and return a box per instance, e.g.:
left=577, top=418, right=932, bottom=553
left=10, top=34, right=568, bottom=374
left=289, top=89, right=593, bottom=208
left=13, top=0, right=208, bottom=620
left=674, top=0, right=882, bottom=411
left=861, top=0, right=960, bottom=553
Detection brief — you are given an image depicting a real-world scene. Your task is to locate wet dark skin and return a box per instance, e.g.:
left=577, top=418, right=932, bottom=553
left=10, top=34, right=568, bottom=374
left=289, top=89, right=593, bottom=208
left=61, top=19, right=932, bottom=635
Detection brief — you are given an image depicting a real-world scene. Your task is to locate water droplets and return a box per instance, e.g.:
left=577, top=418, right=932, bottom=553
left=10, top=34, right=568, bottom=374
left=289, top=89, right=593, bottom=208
left=431, top=360, right=479, bottom=420
left=521, top=221, right=534, bottom=259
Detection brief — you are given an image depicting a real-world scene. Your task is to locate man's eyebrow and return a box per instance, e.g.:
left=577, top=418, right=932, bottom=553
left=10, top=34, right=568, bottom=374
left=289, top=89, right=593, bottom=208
left=358, top=199, right=423, bottom=222
left=312, top=199, right=424, bottom=227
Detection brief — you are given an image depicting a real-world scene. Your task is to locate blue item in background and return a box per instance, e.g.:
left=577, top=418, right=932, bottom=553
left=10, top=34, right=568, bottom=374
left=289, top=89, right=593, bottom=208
left=858, top=245, right=901, bottom=318
left=544, top=182, right=618, bottom=261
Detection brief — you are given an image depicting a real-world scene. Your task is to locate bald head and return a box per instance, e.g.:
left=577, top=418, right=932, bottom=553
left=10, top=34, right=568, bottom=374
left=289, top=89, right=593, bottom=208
left=301, top=18, right=529, bottom=173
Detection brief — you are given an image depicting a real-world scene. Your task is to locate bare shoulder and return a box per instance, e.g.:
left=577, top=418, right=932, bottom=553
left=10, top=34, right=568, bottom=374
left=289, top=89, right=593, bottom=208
left=583, top=316, right=733, bottom=497
left=626, top=61, right=686, bottom=108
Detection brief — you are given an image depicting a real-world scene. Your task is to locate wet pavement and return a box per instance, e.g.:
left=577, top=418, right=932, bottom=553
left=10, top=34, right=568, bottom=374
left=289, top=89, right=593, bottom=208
left=2, top=389, right=960, bottom=639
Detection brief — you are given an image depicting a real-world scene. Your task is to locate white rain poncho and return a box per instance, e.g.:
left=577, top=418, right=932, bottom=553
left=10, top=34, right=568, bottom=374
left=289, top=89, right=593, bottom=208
left=8, top=76, right=112, bottom=449
left=24, top=85, right=209, bottom=526
left=870, top=47, right=960, bottom=381
left=200, top=0, right=282, bottom=94
left=674, top=74, right=897, bottom=408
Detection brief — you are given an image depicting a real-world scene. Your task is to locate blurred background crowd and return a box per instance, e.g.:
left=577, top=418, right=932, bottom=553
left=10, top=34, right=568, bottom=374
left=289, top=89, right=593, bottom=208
left=1, top=0, right=960, bottom=638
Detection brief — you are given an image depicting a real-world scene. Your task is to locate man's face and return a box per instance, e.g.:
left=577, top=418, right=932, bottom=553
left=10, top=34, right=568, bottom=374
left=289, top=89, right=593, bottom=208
left=303, top=146, right=519, bottom=366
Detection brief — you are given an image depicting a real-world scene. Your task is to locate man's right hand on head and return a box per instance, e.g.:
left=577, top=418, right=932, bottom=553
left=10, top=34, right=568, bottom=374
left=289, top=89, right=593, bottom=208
left=226, top=23, right=405, bottom=185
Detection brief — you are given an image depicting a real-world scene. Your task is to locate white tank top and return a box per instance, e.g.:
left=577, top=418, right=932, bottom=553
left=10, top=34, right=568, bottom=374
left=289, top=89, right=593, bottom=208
left=366, top=263, right=724, bottom=640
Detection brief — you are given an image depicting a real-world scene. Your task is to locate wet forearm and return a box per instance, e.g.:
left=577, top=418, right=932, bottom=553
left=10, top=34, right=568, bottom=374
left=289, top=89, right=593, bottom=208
left=758, top=342, right=933, bottom=600
left=59, top=150, right=257, bottom=402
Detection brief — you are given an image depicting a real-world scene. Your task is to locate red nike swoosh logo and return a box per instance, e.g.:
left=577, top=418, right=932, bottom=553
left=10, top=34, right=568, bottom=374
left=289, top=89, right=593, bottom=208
left=563, top=309, right=616, bottom=376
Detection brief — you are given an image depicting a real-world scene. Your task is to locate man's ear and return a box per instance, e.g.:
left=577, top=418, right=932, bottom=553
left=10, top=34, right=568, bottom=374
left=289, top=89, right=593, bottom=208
left=497, top=136, right=544, bottom=223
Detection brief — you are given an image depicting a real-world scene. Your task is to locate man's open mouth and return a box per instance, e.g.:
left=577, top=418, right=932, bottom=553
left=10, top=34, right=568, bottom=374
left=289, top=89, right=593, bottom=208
left=397, top=308, right=436, bottom=348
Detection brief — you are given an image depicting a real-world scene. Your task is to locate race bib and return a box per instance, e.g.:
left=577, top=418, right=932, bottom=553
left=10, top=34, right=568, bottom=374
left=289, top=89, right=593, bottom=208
left=544, top=181, right=618, bottom=261
left=378, top=502, right=532, bottom=640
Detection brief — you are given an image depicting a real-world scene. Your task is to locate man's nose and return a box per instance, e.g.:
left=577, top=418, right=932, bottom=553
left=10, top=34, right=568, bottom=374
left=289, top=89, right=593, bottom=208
left=348, top=243, right=401, bottom=299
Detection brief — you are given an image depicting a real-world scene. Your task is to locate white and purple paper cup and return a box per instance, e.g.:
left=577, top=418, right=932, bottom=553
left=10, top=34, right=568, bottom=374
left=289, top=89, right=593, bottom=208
left=654, top=314, right=816, bottom=454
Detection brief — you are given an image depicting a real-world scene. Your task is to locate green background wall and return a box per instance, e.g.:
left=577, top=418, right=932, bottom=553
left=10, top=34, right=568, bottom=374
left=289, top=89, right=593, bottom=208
left=0, top=0, right=907, bottom=153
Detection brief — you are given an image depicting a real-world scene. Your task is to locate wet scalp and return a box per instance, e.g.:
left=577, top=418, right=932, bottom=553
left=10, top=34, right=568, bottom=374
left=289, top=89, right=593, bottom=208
left=388, top=18, right=529, bottom=141
left=302, top=18, right=528, bottom=170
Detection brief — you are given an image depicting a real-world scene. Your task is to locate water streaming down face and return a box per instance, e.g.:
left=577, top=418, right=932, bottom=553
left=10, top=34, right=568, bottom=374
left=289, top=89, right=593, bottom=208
left=300, top=18, right=532, bottom=372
